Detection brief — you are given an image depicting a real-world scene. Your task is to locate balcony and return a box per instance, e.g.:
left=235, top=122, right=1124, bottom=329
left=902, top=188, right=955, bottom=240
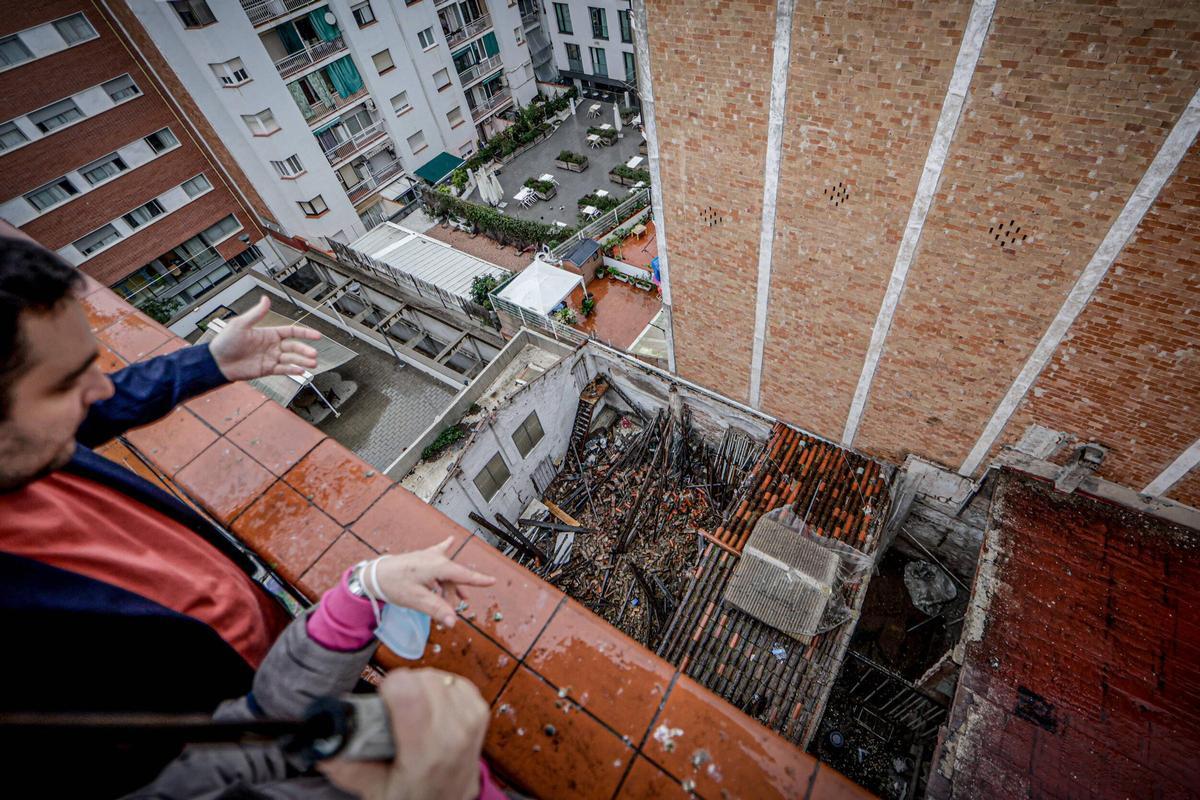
left=521, top=10, right=540, bottom=29
left=321, top=120, right=387, bottom=166
left=471, top=87, right=512, bottom=119
left=305, top=85, right=368, bottom=127
left=241, top=0, right=320, bottom=27
left=274, top=36, right=347, bottom=79
left=456, top=53, right=503, bottom=87
left=345, top=158, right=406, bottom=204
left=443, top=13, right=491, bottom=48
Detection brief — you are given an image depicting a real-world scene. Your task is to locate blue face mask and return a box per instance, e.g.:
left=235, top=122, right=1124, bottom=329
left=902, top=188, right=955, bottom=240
left=375, top=604, right=431, bottom=660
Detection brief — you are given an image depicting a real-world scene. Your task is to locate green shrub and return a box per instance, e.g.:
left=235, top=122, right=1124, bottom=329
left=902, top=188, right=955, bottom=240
left=610, top=165, right=651, bottom=183
left=421, top=424, right=467, bottom=461
left=524, top=177, right=555, bottom=195
left=471, top=274, right=499, bottom=309
left=578, top=193, right=621, bottom=212
left=450, top=168, right=468, bottom=193
left=422, top=187, right=575, bottom=249
left=581, top=295, right=596, bottom=317
left=139, top=295, right=183, bottom=325
left=557, top=150, right=587, bottom=165
left=587, top=126, right=617, bottom=143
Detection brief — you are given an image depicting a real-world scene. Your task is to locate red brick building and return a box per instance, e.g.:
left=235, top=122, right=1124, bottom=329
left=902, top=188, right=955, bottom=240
left=0, top=0, right=271, bottom=324
left=637, top=0, right=1200, bottom=508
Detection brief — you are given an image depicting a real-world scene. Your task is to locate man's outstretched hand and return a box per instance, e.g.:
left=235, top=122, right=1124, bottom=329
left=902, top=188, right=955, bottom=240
left=210, top=296, right=321, bottom=381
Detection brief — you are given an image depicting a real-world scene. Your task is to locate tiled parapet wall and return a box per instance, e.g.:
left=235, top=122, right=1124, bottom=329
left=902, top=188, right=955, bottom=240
left=81, top=282, right=872, bottom=799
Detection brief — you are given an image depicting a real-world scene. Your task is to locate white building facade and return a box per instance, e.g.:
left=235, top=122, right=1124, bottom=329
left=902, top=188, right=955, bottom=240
left=540, top=0, right=636, bottom=99
left=128, top=0, right=539, bottom=243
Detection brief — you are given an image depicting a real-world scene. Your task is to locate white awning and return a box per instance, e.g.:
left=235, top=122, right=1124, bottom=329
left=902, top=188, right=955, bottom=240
left=347, top=223, right=508, bottom=301
left=495, top=260, right=583, bottom=316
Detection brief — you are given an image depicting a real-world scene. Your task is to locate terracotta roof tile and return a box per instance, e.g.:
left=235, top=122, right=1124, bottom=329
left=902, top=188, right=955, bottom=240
left=232, top=482, right=343, bottom=584
left=228, top=400, right=325, bottom=476
left=284, top=439, right=391, bottom=526
left=97, top=313, right=171, bottom=362
left=124, top=408, right=219, bottom=477
left=186, top=381, right=268, bottom=434
left=175, top=440, right=275, bottom=524
left=380, top=621, right=518, bottom=705
left=615, top=756, right=688, bottom=797
left=352, top=485, right=471, bottom=555
left=81, top=288, right=132, bottom=333
left=97, top=343, right=126, bottom=374
left=298, top=531, right=377, bottom=600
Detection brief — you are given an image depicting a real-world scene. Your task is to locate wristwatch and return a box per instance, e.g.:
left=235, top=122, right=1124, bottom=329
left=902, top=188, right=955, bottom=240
left=347, top=559, right=371, bottom=598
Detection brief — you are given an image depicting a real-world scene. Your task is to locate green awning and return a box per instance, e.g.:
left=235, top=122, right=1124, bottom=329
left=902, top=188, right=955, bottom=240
left=414, top=151, right=464, bottom=184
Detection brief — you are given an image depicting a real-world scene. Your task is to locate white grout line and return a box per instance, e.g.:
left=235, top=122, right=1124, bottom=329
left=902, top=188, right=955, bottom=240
left=632, top=0, right=676, bottom=373
left=841, top=0, right=996, bottom=446
left=1144, top=438, right=1200, bottom=497
left=747, top=0, right=796, bottom=409
left=960, top=87, right=1200, bottom=477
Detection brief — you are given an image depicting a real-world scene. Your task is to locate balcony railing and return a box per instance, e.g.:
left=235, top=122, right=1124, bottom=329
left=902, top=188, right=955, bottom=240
left=443, top=14, right=492, bottom=47
left=241, top=0, right=320, bottom=27
left=322, top=120, right=386, bottom=165
left=471, top=87, right=512, bottom=118
left=521, top=11, right=540, bottom=29
left=345, top=159, right=406, bottom=204
left=456, top=54, right=503, bottom=86
left=434, top=0, right=454, bottom=6
left=304, top=86, right=368, bottom=127
left=274, top=36, right=346, bottom=79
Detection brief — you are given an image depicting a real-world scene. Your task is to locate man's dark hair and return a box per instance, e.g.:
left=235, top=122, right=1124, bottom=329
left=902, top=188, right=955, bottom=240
left=1, top=237, right=84, bottom=419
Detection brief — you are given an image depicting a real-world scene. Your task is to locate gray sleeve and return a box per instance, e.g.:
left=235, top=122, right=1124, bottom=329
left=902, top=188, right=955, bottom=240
left=124, top=612, right=377, bottom=800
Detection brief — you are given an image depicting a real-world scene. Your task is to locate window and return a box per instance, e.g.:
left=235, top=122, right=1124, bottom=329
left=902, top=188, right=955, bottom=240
left=0, top=121, right=29, bottom=151
left=29, top=99, right=83, bottom=133
left=619, top=9, right=632, bottom=43
left=182, top=174, right=212, bottom=198
left=351, top=2, right=375, bottom=26
left=372, top=49, right=394, bottom=74
left=241, top=109, right=278, bottom=135
left=203, top=214, right=241, bottom=241
left=122, top=199, right=165, bottom=229
left=299, top=196, right=328, bottom=216
left=447, top=106, right=463, bottom=127
left=80, top=152, right=128, bottom=185
left=589, top=7, right=607, bottom=39
left=0, top=36, right=33, bottom=68
left=433, top=68, right=450, bottom=90
left=270, top=154, right=305, bottom=178
left=565, top=42, right=582, bottom=72
left=391, top=91, right=411, bottom=115
left=407, top=129, right=427, bottom=153
left=624, top=51, right=636, bottom=82
left=511, top=411, right=544, bottom=458
left=473, top=452, right=510, bottom=501
left=590, top=46, right=607, bottom=77
left=169, top=0, right=215, bottom=28
left=553, top=3, right=572, bottom=34
left=418, top=27, right=436, bottom=48
left=55, top=13, right=97, bottom=45
left=211, top=57, right=249, bottom=86
left=75, top=224, right=121, bottom=256
left=25, top=178, right=79, bottom=212
left=145, top=127, right=179, bottom=153
left=103, top=75, right=140, bottom=102
left=514, top=26, right=524, bottom=45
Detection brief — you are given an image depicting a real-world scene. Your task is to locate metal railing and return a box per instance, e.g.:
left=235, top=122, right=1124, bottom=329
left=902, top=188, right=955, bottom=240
left=304, top=86, right=368, bottom=126
left=489, top=292, right=587, bottom=346
left=470, top=87, right=512, bottom=118
left=443, top=14, right=492, bottom=47
left=345, top=159, right=406, bottom=203
left=456, top=54, right=503, bottom=86
left=321, top=120, right=386, bottom=165
left=521, top=11, right=540, bottom=28
left=274, top=36, right=346, bottom=79
left=550, top=188, right=651, bottom=259
left=241, top=0, right=320, bottom=27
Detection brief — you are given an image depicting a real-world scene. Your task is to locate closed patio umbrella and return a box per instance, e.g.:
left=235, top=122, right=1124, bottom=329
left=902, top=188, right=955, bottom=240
left=613, top=104, right=623, bottom=133
left=489, top=170, right=505, bottom=206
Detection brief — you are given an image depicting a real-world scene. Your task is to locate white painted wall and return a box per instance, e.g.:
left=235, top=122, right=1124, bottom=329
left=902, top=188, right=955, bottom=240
left=544, top=0, right=635, bottom=88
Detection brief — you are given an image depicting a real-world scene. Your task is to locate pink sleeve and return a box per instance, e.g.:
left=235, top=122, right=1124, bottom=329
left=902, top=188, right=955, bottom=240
left=306, top=568, right=381, bottom=652
left=477, top=759, right=505, bottom=800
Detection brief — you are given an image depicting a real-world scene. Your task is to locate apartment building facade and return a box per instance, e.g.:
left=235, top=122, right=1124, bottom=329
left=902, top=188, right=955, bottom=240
left=544, top=0, right=636, bottom=98
left=637, top=0, right=1200, bottom=508
left=0, top=0, right=273, bottom=321
left=125, top=0, right=538, bottom=244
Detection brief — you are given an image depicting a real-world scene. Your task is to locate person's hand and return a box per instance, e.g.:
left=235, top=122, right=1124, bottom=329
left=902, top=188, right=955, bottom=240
left=321, top=668, right=488, bottom=800
left=209, top=296, right=321, bottom=381
left=374, top=538, right=495, bottom=628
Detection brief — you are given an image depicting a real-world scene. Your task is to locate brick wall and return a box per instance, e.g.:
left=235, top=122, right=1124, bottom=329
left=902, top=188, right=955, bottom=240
left=644, top=0, right=776, bottom=405
left=1166, top=463, right=1200, bottom=508
left=758, top=0, right=973, bottom=441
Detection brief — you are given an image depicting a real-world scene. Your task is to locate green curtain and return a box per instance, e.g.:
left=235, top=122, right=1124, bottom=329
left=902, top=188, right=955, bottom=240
left=309, top=9, right=340, bottom=42
left=277, top=21, right=304, bottom=53
left=287, top=80, right=314, bottom=120
left=482, top=32, right=499, bottom=58
left=325, top=55, right=363, bottom=99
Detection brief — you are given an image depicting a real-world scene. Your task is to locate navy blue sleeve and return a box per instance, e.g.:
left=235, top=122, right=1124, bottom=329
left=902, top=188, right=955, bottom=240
left=75, top=343, right=230, bottom=447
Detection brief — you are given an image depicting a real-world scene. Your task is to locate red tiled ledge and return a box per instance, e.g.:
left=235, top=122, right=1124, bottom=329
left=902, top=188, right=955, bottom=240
left=81, top=284, right=871, bottom=799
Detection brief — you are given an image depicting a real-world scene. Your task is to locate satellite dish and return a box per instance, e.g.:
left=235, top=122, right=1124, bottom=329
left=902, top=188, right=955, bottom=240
left=324, top=11, right=337, bottom=26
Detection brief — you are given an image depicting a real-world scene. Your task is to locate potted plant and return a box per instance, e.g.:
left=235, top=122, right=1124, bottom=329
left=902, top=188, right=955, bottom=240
left=523, top=177, right=557, bottom=201
left=554, top=150, right=589, bottom=172
left=581, top=295, right=597, bottom=317
left=608, top=164, right=652, bottom=187
left=594, top=265, right=608, bottom=279
left=587, top=126, right=617, bottom=145
left=554, top=306, right=577, bottom=325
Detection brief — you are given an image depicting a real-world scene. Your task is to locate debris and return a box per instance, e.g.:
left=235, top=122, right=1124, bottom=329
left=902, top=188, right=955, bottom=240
left=771, top=645, right=788, bottom=662
left=543, top=724, right=557, bottom=736
left=653, top=724, right=684, bottom=752
left=903, top=560, right=958, bottom=616
left=493, top=611, right=504, bottom=622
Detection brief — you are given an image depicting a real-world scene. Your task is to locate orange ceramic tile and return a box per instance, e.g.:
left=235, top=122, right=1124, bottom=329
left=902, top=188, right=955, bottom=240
left=97, top=440, right=177, bottom=495
left=487, top=666, right=633, bottom=800
left=228, top=401, right=325, bottom=476
left=284, top=439, right=391, bottom=526
left=376, top=620, right=518, bottom=704
left=124, top=408, right=219, bottom=476
left=97, top=313, right=171, bottom=362
left=452, top=535, right=563, bottom=658
left=617, top=756, right=690, bottom=798
left=144, top=337, right=189, bottom=360
left=187, top=381, right=268, bottom=433
left=232, top=482, right=343, bottom=584
left=352, top=486, right=470, bottom=554
left=525, top=599, right=675, bottom=741
left=175, top=440, right=275, bottom=524
left=644, top=675, right=819, bottom=800
left=97, top=343, right=126, bottom=374
left=298, top=531, right=377, bottom=600
left=80, top=289, right=132, bottom=332
left=808, top=763, right=874, bottom=800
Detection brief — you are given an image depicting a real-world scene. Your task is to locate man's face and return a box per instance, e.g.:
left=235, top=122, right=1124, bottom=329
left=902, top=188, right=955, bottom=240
left=0, top=298, right=114, bottom=491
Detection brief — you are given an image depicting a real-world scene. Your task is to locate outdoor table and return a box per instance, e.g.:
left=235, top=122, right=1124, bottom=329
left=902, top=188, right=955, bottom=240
left=586, top=134, right=602, bottom=149
left=632, top=181, right=646, bottom=189
left=631, top=223, right=647, bottom=236
left=539, top=173, right=557, bottom=184
left=626, top=156, right=644, bottom=169
left=632, top=114, right=642, bottom=127
left=599, top=123, right=613, bottom=131
left=595, top=189, right=610, bottom=198
left=587, top=103, right=602, bottom=117
left=582, top=205, right=599, bottom=217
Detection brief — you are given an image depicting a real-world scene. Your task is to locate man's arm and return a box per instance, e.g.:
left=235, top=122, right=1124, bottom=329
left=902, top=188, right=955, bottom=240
left=76, top=344, right=229, bottom=447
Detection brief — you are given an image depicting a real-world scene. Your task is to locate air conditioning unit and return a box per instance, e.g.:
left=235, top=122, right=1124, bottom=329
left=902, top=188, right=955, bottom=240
left=365, top=98, right=377, bottom=111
